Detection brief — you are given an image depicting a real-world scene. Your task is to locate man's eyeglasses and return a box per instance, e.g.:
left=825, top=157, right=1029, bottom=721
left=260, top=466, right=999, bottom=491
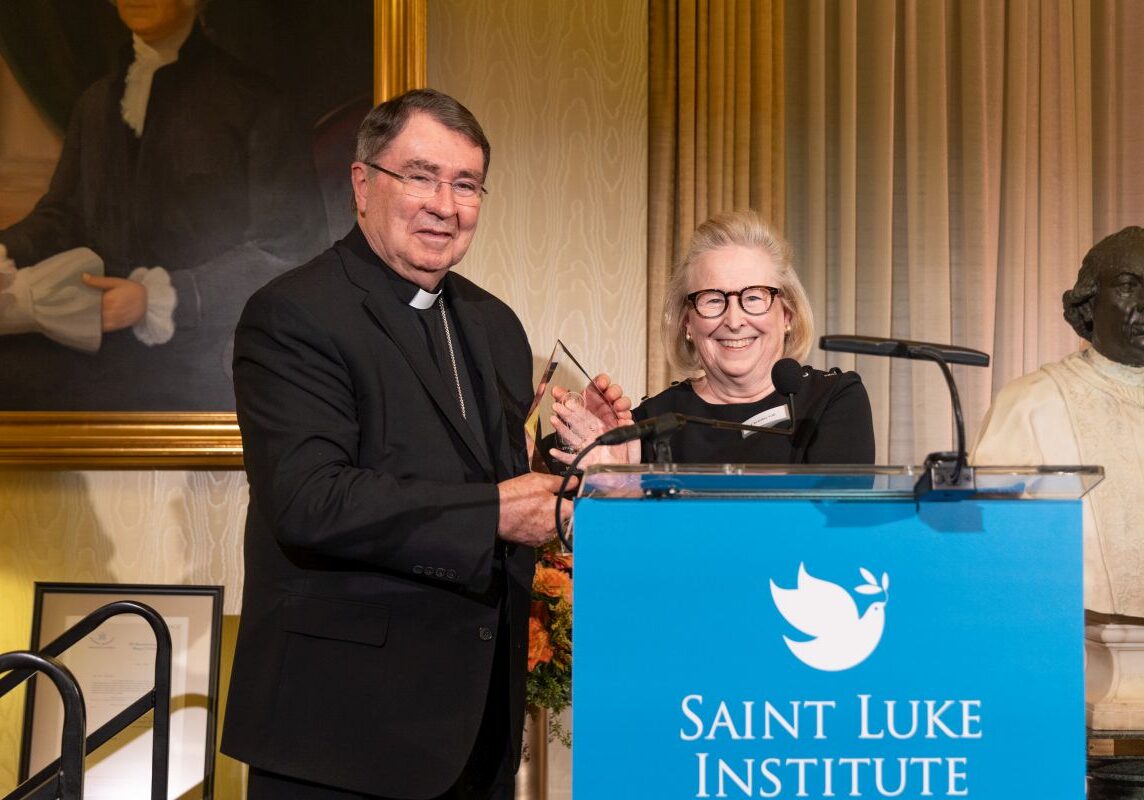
left=686, top=285, right=781, bottom=318
left=365, top=161, right=487, bottom=206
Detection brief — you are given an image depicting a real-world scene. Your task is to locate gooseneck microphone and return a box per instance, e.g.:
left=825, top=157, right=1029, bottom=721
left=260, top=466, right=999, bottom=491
left=553, top=358, right=807, bottom=550
left=818, top=335, right=989, bottom=367
left=819, top=334, right=990, bottom=485
left=596, top=358, right=805, bottom=455
left=771, top=357, right=802, bottom=438
left=596, top=413, right=687, bottom=446
left=771, top=357, right=804, bottom=396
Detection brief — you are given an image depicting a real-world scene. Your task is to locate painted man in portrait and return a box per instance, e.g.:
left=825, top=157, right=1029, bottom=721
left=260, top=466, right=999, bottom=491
left=0, top=0, right=326, bottom=410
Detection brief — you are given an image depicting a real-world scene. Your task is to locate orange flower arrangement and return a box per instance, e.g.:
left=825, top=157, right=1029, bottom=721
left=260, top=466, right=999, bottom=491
left=526, top=543, right=572, bottom=745
left=528, top=604, right=554, bottom=670
left=533, top=563, right=572, bottom=604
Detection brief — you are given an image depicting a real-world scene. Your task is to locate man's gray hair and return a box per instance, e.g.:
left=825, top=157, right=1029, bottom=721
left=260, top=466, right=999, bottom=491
left=355, top=88, right=490, bottom=175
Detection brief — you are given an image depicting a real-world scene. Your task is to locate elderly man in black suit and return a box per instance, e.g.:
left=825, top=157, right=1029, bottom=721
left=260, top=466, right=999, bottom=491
left=221, top=89, right=576, bottom=799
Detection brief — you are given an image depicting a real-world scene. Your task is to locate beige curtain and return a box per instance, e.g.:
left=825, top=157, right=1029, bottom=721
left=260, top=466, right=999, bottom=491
left=648, top=0, right=784, bottom=391
left=1092, top=0, right=1144, bottom=235
left=651, top=0, right=1144, bottom=464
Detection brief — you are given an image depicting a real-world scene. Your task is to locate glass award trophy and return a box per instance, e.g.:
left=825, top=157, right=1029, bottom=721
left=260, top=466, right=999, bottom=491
left=524, top=340, right=610, bottom=474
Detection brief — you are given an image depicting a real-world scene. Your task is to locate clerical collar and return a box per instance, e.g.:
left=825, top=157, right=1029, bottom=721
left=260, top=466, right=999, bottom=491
left=343, top=225, right=446, bottom=308
left=409, top=287, right=441, bottom=309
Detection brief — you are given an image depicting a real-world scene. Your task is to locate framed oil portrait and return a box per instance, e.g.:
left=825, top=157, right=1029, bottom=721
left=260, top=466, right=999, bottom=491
left=19, top=583, right=224, bottom=800
left=0, top=0, right=426, bottom=467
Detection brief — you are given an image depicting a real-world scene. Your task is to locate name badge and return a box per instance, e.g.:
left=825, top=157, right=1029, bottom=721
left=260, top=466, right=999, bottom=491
left=741, top=405, right=790, bottom=437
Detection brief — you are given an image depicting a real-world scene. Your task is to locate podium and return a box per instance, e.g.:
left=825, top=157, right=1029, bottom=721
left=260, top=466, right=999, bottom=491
left=571, top=464, right=1101, bottom=799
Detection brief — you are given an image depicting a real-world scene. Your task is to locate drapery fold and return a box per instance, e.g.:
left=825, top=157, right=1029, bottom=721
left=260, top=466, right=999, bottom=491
left=648, top=0, right=783, bottom=392
left=650, top=0, right=1144, bottom=463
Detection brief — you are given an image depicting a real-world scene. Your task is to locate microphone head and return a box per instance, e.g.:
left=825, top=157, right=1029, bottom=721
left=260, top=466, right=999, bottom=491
left=771, top=358, right=803, bottom=396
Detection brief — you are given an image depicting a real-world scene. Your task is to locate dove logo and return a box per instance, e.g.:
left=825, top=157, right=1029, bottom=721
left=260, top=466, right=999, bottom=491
left=769, top=563, right=890, bottom=672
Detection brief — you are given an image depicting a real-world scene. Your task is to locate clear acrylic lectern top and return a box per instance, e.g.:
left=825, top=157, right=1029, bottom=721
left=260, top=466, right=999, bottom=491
left=578, top=463, right=1103, bottom=501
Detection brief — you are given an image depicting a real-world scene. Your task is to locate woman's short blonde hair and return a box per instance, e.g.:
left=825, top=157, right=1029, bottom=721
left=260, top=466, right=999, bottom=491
left=663, top=209, right=813, bottom=376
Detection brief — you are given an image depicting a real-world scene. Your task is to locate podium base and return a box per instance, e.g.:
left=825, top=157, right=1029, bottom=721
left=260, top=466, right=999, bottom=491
left=1088, top=622, right=1144, bottom=729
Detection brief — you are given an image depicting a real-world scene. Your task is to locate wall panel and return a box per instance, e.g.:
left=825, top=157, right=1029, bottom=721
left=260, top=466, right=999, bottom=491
left=0, top=469, right=248, bottom=796
left=429, top=0, right=650, bottom=400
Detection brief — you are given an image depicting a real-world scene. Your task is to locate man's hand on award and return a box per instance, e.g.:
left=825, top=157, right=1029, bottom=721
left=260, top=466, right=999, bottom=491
left=548, top=373, right=639, bottom=467
left=497, top=471, right=579, bottom=547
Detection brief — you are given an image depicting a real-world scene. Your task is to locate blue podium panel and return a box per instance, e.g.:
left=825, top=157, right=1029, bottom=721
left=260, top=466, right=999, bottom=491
left=572, top=496, right=1083, bottom=799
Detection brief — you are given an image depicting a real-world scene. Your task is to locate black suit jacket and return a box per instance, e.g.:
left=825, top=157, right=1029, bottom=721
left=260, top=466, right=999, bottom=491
left=220, top=227, right=536, bottom=797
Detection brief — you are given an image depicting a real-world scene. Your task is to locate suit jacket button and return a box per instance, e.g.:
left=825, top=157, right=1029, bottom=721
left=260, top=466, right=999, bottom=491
left=435, top=567, right=446, bottom=578
left=446, top=569, right=457, bottom=580
left=479, top=626, right=493, bottom=641
left=413, top=565, right=424, bottom=575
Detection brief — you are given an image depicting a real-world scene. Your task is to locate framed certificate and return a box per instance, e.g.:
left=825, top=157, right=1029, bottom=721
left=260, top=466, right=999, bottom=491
left=19, top=583, right=223, bottom=800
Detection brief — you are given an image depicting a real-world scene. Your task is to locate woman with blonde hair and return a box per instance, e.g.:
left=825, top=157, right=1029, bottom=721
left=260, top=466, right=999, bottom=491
left=561, top=210, right=874, bottom=464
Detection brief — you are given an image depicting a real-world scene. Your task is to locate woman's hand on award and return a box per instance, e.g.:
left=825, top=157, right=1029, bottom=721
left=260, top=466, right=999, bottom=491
left=548, top=374, right=639, bottom=466
left=549, top=384, right=602, bottom=453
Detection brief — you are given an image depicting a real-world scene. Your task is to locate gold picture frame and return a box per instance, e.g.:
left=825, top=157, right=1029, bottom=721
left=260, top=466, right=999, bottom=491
left=0, top=0, right=426, bottom=470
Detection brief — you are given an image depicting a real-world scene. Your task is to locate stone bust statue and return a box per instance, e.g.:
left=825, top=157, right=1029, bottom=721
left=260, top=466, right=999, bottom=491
left=973, top=226, right=1144, bottom=729
left=1064, top=226, right=1144, bottom=368
left=973, top=225, right=1144, bottom=617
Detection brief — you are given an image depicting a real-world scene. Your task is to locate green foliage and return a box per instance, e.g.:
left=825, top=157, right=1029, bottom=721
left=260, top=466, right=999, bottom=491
left=526, top=546, right=573, bottom=747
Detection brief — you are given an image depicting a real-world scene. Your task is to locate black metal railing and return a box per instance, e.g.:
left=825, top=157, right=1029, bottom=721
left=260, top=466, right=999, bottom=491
left=0, top=600, right=172, bottom=800
left=0, top=653, right=83, bottom=800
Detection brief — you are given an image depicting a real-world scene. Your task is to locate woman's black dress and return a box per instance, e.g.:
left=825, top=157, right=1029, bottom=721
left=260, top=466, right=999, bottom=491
left=633, top=366, right=875, bottom=464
